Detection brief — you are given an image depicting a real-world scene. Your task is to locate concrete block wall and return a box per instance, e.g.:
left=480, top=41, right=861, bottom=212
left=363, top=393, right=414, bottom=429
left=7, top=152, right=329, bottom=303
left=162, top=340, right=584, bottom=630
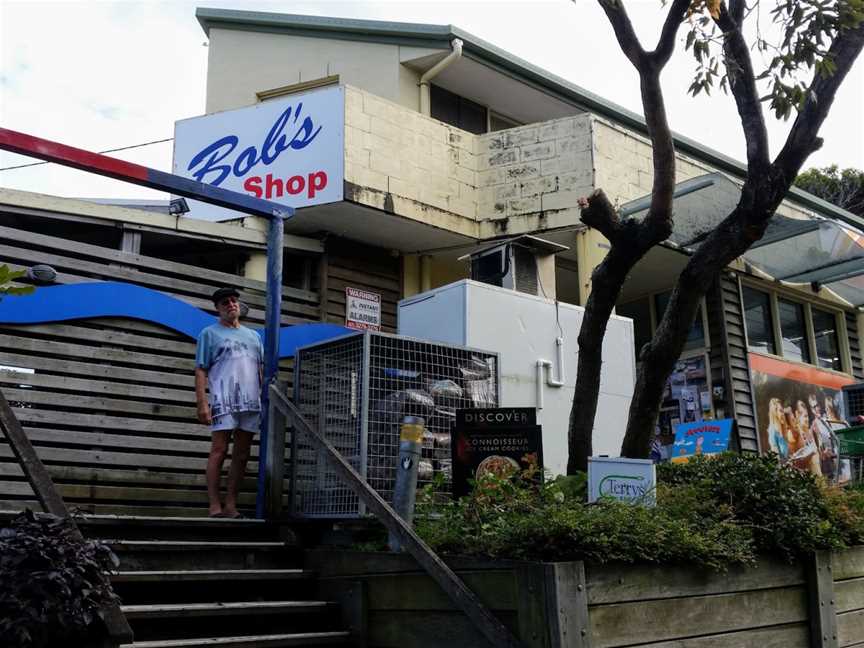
left=343, top=85, right=479, bottom=232
left=475, top=115, right=595, bottom=234
left=343, top=86, right=820, bottom=242
left=592, top=118, right=713, bottom=205
left=592, top=117, right=820, bottom=222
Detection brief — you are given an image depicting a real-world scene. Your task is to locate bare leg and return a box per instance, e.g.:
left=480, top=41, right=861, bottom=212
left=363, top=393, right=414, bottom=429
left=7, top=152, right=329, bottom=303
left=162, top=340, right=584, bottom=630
left=224, top=430, right=254, bottom=517
left=207, top=431, right=230, bottom=516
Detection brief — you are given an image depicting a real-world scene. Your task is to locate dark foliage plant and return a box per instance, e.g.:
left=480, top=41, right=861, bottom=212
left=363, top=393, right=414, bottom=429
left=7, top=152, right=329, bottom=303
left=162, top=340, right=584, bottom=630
left=415, top=453, right=864, bottom=569
left=0, top=510, right=120, bottom=648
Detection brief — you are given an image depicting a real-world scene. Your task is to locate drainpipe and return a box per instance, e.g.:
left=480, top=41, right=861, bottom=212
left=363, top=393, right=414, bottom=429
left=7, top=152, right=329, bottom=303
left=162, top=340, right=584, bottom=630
left=419, top=39, right=464, bottom=116
left=536, top=337, right=566, bottom=414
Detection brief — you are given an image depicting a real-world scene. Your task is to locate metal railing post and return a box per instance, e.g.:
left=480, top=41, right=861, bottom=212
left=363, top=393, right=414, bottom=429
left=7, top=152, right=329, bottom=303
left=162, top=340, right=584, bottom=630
left=257, top=210, right=286, bottom=519
left=388, top=416, right=424, bottom=552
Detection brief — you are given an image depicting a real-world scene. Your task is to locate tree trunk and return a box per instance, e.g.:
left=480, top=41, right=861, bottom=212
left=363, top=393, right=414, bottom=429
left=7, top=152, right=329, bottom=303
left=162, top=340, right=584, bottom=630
left=567, top=247, right=635, bottom=472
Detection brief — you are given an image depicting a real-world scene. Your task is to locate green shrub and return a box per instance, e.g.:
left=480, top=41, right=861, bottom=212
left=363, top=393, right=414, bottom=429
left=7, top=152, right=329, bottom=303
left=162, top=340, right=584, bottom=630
left=414, top=453, right=864, bottom=569
left=0, top=510, right=120, bottom=648
left=416, top=467, right=753, bottom=569
left=657, top=453, right=851, bottom=559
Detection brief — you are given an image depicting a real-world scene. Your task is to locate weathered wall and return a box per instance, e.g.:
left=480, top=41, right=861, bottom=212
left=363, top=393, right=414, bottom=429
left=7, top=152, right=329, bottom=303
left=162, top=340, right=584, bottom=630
left=205, top=29, right=433, bottom=113
left=475, top=115, right=595, bottom=237
left=343, top=86, right=480, bottom=237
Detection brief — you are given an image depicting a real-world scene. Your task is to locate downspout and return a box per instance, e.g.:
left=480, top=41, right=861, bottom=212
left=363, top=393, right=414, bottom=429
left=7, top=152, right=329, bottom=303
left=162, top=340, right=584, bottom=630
left=536, top=337, right=566, bottom=413
left=419, top=38, right=464, bottom=116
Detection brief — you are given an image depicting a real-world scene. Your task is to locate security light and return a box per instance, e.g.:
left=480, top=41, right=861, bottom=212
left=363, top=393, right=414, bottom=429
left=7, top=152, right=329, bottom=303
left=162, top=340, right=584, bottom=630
left=168, top=198, right=190, bottom=215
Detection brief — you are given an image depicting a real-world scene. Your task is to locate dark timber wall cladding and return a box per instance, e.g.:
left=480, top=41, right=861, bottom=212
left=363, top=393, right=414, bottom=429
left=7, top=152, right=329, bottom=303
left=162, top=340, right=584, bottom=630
left=323, top=236, right=401, bottom=333
left=0, top=219, right=320, bottom=516
left=847, top=311, right=863, bottom=380
left=718, top=274, right=760, bottom=452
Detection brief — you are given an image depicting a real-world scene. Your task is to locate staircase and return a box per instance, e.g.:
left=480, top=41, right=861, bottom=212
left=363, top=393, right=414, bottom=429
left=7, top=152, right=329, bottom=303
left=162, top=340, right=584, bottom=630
left=79, top=515, right=355, bottom=648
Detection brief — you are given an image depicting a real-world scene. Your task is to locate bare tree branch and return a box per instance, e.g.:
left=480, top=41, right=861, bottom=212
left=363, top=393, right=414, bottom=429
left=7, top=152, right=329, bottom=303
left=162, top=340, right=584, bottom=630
left=775, top=20, right=864, bottom=180
left=640, top=70, right=676, bottom=237
left=715, top=2, right=771, bottom=175
left=578, top=190, right=621, bottom=241
left=651, top=0, right=692, bottom=65
left=598, top=0, right=648, bottom=68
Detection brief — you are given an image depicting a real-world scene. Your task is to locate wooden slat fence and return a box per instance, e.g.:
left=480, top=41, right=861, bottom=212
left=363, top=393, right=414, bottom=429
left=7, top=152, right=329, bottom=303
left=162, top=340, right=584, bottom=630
left=0, top=218, right=319, bottom=516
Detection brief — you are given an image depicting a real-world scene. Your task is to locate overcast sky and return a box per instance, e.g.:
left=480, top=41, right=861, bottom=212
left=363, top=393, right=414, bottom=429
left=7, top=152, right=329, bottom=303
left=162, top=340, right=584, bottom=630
left=1, top=0, right=862, bottom=201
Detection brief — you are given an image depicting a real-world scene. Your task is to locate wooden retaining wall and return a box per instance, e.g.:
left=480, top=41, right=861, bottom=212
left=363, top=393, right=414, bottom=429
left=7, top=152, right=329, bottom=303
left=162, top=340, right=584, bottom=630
left=308, top=547, right=864, bottom=648
left=834, top=547, right=864, bottom=647
left=0, top=206, right=400, bottom=516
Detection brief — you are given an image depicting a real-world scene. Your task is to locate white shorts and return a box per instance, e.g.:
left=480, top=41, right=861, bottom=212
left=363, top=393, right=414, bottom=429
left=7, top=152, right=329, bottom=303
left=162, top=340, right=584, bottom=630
left=211, top=411, right=261, bottom=434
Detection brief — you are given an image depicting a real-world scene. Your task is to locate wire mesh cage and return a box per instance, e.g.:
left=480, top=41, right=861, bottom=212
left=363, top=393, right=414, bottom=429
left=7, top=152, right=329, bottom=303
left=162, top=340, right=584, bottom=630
left=292, top=331, right=499, bottom=518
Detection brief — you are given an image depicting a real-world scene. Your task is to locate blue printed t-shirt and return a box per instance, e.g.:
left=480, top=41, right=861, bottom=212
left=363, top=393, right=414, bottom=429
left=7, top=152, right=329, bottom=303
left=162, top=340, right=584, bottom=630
left=195, top=323, right=264, bottom=418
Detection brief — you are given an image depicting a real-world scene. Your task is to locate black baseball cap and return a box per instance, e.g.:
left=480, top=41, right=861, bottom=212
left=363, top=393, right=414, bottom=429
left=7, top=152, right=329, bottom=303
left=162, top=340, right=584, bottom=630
left=211, top=287, right=240, bottom=305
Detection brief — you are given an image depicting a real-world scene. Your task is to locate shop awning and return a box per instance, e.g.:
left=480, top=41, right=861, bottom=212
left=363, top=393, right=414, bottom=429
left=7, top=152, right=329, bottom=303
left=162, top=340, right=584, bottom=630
left=622, top=173, right=864, bottom=309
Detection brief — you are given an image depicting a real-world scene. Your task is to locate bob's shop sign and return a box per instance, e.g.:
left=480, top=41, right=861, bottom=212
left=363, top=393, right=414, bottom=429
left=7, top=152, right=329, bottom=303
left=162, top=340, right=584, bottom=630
left=173, top=85, right=344, bottom=221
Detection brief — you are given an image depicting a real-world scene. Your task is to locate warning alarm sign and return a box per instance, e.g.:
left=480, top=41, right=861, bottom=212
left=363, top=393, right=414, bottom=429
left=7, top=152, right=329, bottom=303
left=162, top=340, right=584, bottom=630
left=345, top=287, right=382, bottom=331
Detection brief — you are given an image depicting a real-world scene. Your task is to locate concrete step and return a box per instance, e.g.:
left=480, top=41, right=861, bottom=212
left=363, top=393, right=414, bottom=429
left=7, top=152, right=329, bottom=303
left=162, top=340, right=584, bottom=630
left=112, top=568, right=313, bottom=583
left=122, top=600, right=338, bottom=620
left=108, top=540, right=288, bottom=551
left=107, top=539, right=293, bottom=570
left=119, top=631, right=352, bottom=647
left=79, top=514, right=289, bottom=542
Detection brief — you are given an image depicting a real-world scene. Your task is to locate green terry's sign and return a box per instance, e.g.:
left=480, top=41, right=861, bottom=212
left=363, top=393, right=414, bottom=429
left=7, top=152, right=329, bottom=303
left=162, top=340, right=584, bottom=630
left=588, top=457, right=656, bottom=506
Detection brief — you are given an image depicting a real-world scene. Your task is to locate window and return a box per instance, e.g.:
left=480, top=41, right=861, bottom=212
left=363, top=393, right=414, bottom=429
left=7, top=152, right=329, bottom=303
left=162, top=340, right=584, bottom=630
left=741, top=282, right=849, bottom=373
left=654, top=291, right=706, bottom=352
left=617, top=292, right=709, bottom=365
left=430, top=85, right=488, bottom=134
left=742, top=286, right=775, bottom=355
left=812, top=308, right=842, bottom=371
left=777, top=299, right=810, bottom=363
left=284, top=253, right=319, bottom=292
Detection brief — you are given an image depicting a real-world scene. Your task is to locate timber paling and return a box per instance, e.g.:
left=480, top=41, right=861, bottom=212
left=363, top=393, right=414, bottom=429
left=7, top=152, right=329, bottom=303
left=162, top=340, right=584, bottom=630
left=79, top=515, right=355, bottom=648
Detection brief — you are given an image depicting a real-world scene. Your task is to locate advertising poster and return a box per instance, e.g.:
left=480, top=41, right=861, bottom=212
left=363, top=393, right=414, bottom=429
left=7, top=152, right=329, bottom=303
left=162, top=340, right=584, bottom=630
left=750, top=353, right=853, bottom=481
left=345, top=287, right=382, bottom=331
left=452, top=408, right=542, bottom=497
left=173, top=85, right=345, bottom=221
left=671, top=419, right=734, bottom=464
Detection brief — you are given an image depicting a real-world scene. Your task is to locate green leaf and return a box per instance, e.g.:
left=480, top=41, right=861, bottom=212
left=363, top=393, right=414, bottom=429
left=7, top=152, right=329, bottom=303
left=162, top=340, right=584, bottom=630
left=3, top=286, right=35, bottom=296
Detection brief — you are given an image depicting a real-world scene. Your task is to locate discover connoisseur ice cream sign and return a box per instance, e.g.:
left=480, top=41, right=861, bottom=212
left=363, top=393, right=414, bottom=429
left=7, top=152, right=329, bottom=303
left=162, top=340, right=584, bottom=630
left=173, top=85, right=344, bottom=221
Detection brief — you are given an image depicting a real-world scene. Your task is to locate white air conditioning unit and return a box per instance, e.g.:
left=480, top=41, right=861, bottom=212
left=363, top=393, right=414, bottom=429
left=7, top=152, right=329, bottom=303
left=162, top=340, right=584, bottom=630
left=463, top=235, right=568, bottom=297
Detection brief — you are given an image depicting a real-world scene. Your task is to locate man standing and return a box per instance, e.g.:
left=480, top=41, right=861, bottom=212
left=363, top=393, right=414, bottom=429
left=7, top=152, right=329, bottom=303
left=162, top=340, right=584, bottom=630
left=195, top=287, right=264, bottom=518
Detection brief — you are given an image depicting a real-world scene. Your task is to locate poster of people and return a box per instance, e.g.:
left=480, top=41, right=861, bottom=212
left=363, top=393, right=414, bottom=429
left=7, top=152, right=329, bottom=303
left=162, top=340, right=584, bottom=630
left=750, top=353, right=853, bottom=482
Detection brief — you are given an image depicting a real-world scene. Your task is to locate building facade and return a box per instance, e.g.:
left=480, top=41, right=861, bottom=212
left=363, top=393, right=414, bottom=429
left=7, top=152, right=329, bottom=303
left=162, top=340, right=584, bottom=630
left=194, top=8, right=864, bottom=457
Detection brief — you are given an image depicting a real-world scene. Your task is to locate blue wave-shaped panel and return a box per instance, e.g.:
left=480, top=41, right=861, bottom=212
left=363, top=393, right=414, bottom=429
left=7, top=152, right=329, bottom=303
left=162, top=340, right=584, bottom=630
left=0, top=282, right=352, bottom=358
